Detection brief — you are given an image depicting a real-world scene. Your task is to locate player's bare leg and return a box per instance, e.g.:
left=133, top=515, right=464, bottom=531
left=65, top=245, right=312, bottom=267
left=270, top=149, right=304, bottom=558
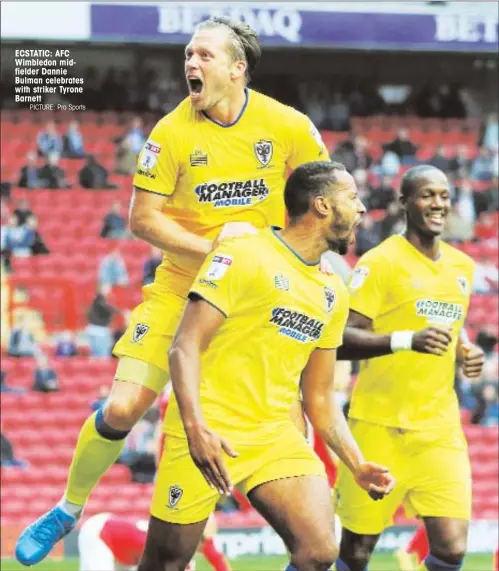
left=138, top=516, right=208, bottom=571
left=248, top=475, right=337, bottom=571
left=337, top=528, right=380, bottom=571
left=420, top=517, right=468, bottom=570
left=16, top=376, right=159, bottom=566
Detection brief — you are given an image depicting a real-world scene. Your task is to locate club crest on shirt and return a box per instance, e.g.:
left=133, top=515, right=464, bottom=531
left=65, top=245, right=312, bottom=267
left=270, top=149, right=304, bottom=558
left=132, top=323, right=149, bottom=343
left=324, top=287, right=336, bottom=313
left=457, top=276, right=469, bottom=295
left=254, top=140, right=273, bottom=167
left=168, top=485, right=183, bottom=508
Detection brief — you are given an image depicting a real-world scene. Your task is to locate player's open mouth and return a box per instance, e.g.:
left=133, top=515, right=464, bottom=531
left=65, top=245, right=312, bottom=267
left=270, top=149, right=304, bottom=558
left=187, top=77, right=204, bottom=97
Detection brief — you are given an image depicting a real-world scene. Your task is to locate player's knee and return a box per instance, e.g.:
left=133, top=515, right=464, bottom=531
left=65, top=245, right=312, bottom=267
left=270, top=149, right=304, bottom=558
left=294, top=542, right=338, bottom=571
left=431, top=536, right=467, bottom=565
left=104, top=398, right=144, bottom=430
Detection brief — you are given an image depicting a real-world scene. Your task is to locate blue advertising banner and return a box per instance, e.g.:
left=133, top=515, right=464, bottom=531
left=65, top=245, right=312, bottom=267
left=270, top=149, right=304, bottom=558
left=90, top=3, right=498, bottom=52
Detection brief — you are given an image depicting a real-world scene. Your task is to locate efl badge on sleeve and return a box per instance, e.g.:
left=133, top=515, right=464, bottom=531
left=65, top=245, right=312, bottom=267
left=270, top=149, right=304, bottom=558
left=349, top=266, right=369, bottom=290
left=205, top=255, right=233, bottom=281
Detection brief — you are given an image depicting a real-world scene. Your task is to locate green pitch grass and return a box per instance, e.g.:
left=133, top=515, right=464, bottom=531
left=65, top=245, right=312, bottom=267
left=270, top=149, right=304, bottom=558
left=1, top=553, right=494, bottom=570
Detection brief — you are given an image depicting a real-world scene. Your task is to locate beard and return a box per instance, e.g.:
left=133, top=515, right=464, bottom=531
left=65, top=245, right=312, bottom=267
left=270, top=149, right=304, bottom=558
left=326, top=238, right=349, bottom=255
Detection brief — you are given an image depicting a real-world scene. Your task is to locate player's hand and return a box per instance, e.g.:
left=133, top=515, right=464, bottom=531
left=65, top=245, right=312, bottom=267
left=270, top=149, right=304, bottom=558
left=412, top=325, right=452, bottom=356
left=212, top=222, right=258, bottom=251
left=186, top=424, right=238, bottom=496
left=460, top=344, right=485, bottom=379
left=354, top=462, right=396, bottom=501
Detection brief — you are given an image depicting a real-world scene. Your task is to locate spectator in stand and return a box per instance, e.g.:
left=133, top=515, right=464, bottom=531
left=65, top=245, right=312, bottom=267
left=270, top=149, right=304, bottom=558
left=18, top=153, right=42, bottom=189
left=26, top=215, right=50, bottom=256
left=471, top=146, right=495, bottom=182
left=117, top=408, right=159, bottom=483
left=100, top=201, right=127, bottom=239
left=437, top=84, right=466, bottom=119
left=62, top=121, right=86, bottom=158
left=116, top=117, right=145, bottom=155
left=32, top=354, right=59, bottom=393
left=115, top=135, right=139, bottom=176
left=332, top=135, right=373, bottom=173
left=429, top=145, right=450, bottom=172
left=476, top=326, right=498, bottom=358
left=38, top=153, right=72, bottom=190
left=79, top=155, right=118, bottom=190
left=7, top=313, right=40, bottom=358
left=352, top=169, right=372, bottom=208
left=1, top=370, right=25, bottom=394
left=455, top=180, right=476, bottom=225
left=1, top=428, right=28, bottom=468
left=369, top=175, right=396, bottom=210
left=481, top=112, right=498, bottom=153
left=55, top=330, right=78, bottom=357
left=354, top=213, right=381, bottom=257
left=472, top=255, right=499, bottom=294
left=142, top=246, right=162, bottom=286
left=379, top=200, right=405, bottom=241
left=327, top=92, right=350, bottom=132
left=2, top=214, right=35, bottom=257
left=449, top=145, right=472, bottom=179
left=470, top=354, right=499, bottom=426
left=13, top=198, right=33, bottom=225
left=37, top=121, right=63, bottom=158
left=384, top=128, right=418, bottom=164
left=379, top=150, right=401, bottom=177
left=442, top=202, right=474, bottom=243
left=86, top=284, right=119, bottom=358
left=98, top=246, right=129, bottom=287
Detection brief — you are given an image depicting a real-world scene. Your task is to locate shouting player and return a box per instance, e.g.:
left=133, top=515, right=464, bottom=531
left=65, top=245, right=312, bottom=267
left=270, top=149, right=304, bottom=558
left=333, top=165, right=485, bottom=571
left=137, top=162, right=394, bottom=571
left=16, top=17, right=331, bottom=566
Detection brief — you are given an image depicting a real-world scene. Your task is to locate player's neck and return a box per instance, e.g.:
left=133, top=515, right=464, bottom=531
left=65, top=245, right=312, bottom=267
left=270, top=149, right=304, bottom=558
left=278, top=226, right=325, bottom=265
left=404, top=229, right=441, bottom=261
left=204, top=87, right=247, bottom=126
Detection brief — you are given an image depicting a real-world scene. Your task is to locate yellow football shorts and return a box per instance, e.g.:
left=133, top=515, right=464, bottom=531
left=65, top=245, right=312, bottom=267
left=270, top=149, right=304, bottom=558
left=151, top=424, right=327, bottom=524
left=335, top=419, right=471, bottom=535
left=113, top=288, right=187, bottom=393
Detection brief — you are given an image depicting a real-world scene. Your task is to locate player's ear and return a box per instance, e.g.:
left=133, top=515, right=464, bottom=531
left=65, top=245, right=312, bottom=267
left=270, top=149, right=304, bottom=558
left=231, top=60, right=247, bottom=82
left=314, top=195, right=330, bottom=218
left=399, top=193, right=407, bottom=210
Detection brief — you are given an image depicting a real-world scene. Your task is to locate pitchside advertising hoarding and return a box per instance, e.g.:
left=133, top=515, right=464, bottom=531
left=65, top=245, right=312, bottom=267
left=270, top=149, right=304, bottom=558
left=1, top=2, right=498, bottom=51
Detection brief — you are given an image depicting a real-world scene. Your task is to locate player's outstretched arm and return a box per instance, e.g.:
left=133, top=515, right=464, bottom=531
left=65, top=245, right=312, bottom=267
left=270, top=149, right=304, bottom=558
left=337, top=310, right=453, bottom=361
left=168, top=297, right=238, bottom=495
left=301, top=348, right=395, bottom=499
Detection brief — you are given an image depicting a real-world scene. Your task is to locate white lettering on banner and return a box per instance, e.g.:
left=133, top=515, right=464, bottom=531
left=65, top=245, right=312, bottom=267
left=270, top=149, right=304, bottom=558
left=157, top=5, right=302, bottom=43
left=435, top=14, right=498, bottom=43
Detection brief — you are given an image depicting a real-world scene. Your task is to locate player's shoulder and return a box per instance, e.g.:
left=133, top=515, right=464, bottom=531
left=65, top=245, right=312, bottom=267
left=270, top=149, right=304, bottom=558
left=154, top=97, right=198, bottom=130
left=250, top=89, right=307, bottom=124
left=440, top=240, right=475, bottom=270
left=357, top=235, right=400, bottom=266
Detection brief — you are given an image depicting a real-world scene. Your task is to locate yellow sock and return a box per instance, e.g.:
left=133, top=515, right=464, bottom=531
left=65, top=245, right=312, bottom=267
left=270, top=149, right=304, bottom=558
left=65, top=412, right=127, bottom=506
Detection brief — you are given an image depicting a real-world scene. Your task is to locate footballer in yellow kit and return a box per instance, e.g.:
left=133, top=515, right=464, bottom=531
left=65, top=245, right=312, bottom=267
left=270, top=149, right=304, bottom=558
left=335, top=167, right=484, bottom=549
left=113, top=88, right=328, bottom=387
left=152, top=227, right=349, bottom=523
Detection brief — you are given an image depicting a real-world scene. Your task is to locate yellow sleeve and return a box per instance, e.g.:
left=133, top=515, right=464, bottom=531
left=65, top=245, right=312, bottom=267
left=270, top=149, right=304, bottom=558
left=287, top=111, right=330, bottom=170
left=348, top=250, right=390, bottom=320
left=133, top=118, right=179, bottom=196
left=188, top=240, right=257, bottom=317
left=317, top=282, right=349, bottom=349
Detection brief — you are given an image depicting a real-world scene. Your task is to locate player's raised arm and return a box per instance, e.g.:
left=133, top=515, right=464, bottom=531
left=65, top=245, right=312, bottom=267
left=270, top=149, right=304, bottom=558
left=301, top=348, right=395, bottom=500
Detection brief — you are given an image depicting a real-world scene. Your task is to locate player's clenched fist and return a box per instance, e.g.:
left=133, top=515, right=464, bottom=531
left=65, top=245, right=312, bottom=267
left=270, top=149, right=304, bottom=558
left=412, top=325, right=453, bottom=356
left=186, top=423, right=238, bottom=496
left=354, top=462, right=396, bottom=501
left=212, top=222, right=258, bottom=250
left=459, top=343, right=485, bottom=379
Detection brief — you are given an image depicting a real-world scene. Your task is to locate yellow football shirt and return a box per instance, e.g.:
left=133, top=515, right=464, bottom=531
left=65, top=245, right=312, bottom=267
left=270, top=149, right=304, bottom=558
left=164, top=228, right=349, bottom=445
left=133, top=89, right=329, bottom=299
left=347, top=235, right=475, bottom=430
